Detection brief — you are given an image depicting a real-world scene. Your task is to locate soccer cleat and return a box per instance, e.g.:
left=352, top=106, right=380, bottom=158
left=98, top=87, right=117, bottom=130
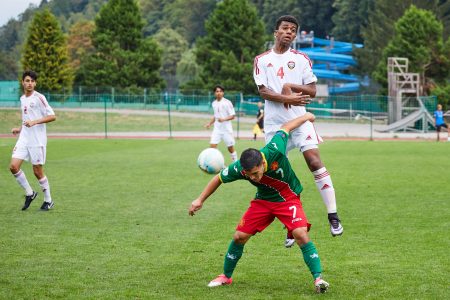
left=40, top=201, right=54, bottom=211
left=207, top=274, right=232, bottom=287
left=22, top=191, right=38, bottom=211
left=284, top=234, right=295, bottom=248
left=314, top=277, right=329, bottom=293
left=328, top=214, right=343, bottom=237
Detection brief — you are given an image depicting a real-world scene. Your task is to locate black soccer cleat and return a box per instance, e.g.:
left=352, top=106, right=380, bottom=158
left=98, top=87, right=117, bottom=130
left=328, top=213, right=344, bottom=237
left=40, top=201, right=54, bottom=211
left=22, top=191, right=38, bottom=211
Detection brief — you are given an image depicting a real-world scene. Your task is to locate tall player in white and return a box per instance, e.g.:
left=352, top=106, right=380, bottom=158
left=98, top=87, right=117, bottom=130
left=9, top=70, right=56, bottom=211
left=253, top=15, right=343, bottom=244
left=204, top=85, right=238, bottom=162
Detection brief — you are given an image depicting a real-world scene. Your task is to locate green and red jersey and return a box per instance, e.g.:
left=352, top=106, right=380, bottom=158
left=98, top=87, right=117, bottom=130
left=219, top=130, right=303, bottom=202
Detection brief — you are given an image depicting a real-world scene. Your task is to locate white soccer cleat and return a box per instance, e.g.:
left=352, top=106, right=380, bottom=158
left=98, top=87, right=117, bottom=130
left=314, top=277, right=329, bottom=293
left=328, top=215, right=344, bottom=237
left=207, top=274, right=232, bottom=287
left=284, top=238, right=295, bottom=248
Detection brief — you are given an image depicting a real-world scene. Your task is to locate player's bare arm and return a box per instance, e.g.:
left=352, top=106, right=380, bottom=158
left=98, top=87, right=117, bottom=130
left=189, top=175, right=222, bottom=216
left=218, top=115, right=235, bottom=122
left=281, top=113, right=315, bottom=133
left=23, top=115, right=56, bottom=128
left=283, top=82, right=317, bottom=98
left=11, top=127, right=21, bottom=135
left=204, top=116, right=215, bottom=129
left=258, top=85, right=311, bottom=106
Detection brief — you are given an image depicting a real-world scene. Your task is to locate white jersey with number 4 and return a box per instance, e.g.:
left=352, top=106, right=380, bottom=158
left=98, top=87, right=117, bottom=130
left=16, top=91, right=55, bottom=147
left=253, top=48, right=317, bottom=126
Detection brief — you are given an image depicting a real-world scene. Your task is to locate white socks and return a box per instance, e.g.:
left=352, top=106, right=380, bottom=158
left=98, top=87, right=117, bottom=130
left=13, top=170, right=33, bottom=196
left=231, top=151, right=238, bottom=162
left=313, top=167, right=337, bottom=214
left=38, top=176, right=52, bottom=202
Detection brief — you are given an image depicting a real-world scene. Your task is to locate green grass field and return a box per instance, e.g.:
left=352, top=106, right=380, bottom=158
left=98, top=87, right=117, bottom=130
left=0, top=138, right=448, bottom=299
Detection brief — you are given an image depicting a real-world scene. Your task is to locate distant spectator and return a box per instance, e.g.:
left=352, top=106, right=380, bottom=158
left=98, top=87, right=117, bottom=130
left=434, top=104, right=449, bottom=142
left=253, top=101, right=264, bottom=141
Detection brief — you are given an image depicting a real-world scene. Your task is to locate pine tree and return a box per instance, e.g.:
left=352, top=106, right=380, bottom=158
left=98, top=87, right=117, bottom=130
left=373, top=5, right=449, bottom=95
left=79, top=0, right=164, bottom=90
left=194, top=0, right=266, bottom=94
left=21, top=9, right=73, bottom=93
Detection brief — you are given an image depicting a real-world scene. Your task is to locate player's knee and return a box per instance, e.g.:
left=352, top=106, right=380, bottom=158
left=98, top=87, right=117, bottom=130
left=9, top=164, right=19, bottom=174
left=292, top=227, right=310, bottom=245
left=308, top=158, right=323, bottom=171
left=233, top=231, right=251, bottom=245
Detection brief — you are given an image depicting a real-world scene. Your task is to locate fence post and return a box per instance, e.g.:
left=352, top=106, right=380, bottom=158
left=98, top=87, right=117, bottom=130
left=144, top=88, right=147, bottom=109
left=370, top=112, right=373, bottom=141
left=111, top=87, right=115, bottom=108
left=104, top=95, right=108, bottom=139
left=166, top=92, right=172, bottom=138
left=78, top=86, right=82, bottom=107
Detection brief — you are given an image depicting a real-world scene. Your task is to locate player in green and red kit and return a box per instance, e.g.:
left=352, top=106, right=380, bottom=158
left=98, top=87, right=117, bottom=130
left=189, top=112, right=330, bottom=294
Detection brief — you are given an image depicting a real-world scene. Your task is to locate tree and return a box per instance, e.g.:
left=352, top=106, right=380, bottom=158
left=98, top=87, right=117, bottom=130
left=176, top=48, right=202, bottom=88
left=139, top=0, right=172, bottom=36
left=332, top=0, right=373, bottom=43
left=164, top=0, right=216, bottom=44
left=194, top=0, right=266, bottom=94
left=79, top=0, right=164, bottom=90
left=153, top=27, right=189, bottom=90
left=67, top=20, right=95, bottom=82
left=21, top=9, right=73, bottom=93
left=355, top=0, right=446, bottom=77
left=297, top=0, right=335, bottom=38
left=373, top=5, right=450, bottom=95
left=261, top=0, right=302, bottom=34
left=0, top=51, right=18, bottom=80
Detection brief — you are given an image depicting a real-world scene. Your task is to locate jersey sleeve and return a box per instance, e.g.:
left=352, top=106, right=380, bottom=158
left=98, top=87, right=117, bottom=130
left=301, top=55, right=317, bottom=85
left=253, top=56, right=267, bottom=88
left=227, top=101, right=236, bottom=116
left=37, top=94, right=55, bottom=116
left=219, top=161, right=244, bottom=183
left=265, top=130, right=289, bottom=157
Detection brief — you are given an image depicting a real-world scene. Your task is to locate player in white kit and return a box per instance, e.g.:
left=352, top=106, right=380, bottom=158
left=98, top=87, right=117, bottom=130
left=204, top=85, right=238, bottom=162
left=253, top=15, right=343, bottom=244
left=9, top=70, right=56, bottom=211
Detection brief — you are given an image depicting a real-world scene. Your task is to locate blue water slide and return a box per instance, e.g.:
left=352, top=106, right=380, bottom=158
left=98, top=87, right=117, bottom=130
left=301, top=50, right=357, bottom=66
left=297, top=38, right=362, bottom=94
left=312, top=38, right=363, bottom=49
left=313, top=69, right=358, bottom=82
left=329, top=82, right=360, bottom=94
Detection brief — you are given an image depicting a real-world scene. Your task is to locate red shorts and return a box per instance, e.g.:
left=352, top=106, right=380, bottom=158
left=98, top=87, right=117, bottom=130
left=236, top=197, right=310, bottom=235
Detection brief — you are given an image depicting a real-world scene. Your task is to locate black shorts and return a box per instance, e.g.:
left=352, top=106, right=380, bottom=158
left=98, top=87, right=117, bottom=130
left=436, top=123, right=448, bottom=131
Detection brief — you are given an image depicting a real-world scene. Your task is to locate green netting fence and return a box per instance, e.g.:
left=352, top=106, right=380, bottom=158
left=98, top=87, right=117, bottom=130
left=0, top=86, right=438, bottom=138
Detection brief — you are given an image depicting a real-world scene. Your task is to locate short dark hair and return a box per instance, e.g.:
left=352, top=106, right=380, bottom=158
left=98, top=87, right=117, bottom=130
left=213, top=85, right=224, bottom=92
left=22, top=70, right=38, bottom=81
left=275, top=15, right=299, bottom=30
left=240, top=148, right=263, bottom=170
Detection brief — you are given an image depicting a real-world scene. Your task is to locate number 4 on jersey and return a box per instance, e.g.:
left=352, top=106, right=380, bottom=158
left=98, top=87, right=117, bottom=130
left=277, top=67, right=284, bottom=79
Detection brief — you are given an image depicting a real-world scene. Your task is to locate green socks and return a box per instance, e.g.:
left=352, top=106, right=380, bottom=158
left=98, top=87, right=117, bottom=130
left=300, top=241, right=322, bottom=279
left=223, top=240, right=244, bottom=278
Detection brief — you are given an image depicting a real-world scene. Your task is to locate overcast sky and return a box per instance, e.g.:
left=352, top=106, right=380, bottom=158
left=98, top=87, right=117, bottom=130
left=0, top=0, right=41, bottom=27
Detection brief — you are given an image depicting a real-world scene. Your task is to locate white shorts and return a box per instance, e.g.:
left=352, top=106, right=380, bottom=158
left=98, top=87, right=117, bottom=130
left=210, top=129, right=235, bottom=147
left=12, top=145, right=47, bottom=165
left=265, top=121, right=323, bottom=153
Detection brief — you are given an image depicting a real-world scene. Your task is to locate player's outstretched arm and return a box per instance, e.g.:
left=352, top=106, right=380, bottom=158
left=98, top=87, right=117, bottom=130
left=280, top=112, right=315, bottom=133
left=189, top=174, right=222, bottom=216
left=258, top=85, right=311, bottom=106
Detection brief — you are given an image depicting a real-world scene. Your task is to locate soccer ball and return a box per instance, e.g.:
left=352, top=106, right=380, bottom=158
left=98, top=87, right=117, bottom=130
left=197, top=148, right=225, bottom=174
